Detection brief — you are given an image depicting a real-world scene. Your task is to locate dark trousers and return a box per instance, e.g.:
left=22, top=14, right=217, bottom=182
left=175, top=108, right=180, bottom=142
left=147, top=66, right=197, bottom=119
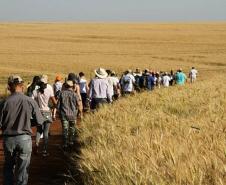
left=81, top=93, right=89, bottom=111
left=90, top=98, right=107, bottom=110
left=3, top=135, right=32, bottom=185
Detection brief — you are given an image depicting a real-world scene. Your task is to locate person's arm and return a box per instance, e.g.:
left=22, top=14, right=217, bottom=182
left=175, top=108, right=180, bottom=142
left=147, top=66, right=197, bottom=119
left=86, top=82, right=89, bottom=95
left=50, top=96, right=57, bottom=108
left=31, top=100, right=44, bottom=126
left=89, top=80, right=93, bottom=99
left=75, top=94, right=83, bottom=118
left=0, top=100, right=5, bottom=131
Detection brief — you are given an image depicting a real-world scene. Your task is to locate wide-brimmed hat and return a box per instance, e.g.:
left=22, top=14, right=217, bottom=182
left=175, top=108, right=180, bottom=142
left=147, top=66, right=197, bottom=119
left=8, top=75, right=24, bottom=85
left=94, top=68, right=108, bottom=79
left=40, top=75, right=48, bottom=84
left=66, top=80, right=74, bottom=87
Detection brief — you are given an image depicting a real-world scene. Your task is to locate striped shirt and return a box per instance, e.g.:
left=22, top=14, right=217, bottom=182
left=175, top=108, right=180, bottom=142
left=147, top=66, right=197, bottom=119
left=57, top=89, right=79, bottom=121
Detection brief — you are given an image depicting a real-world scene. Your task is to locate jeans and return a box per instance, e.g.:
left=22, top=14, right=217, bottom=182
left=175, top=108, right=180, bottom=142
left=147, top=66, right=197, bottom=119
left=35, top=121, right=51, bottom=151
left=90, top=98, right=107, bottom=110
left=61, top=120, right=76, bottom=146
left=3, top=135, right=32, bottom=185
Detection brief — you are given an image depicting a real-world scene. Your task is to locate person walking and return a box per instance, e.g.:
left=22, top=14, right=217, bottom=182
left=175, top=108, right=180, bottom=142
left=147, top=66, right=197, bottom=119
left=52, top=75, right=63, bottom=120
left=32, top=75, right=57, bottom=156
left=0, top=75, right=44, bottom=185
left=162, top=72, right=171, bottom=87
left=78, top=72, right=89, bottom=112
left=110, top=71, right=121, bottom=100
left=121, top=69, right=135, bottom=95
left=57, top=80, right=83, bottom=150
left=89, top=68, right=112, bottom=110
left=189, top=67, right=198, bottom=83
left=175, top=69, right=187, bottom=85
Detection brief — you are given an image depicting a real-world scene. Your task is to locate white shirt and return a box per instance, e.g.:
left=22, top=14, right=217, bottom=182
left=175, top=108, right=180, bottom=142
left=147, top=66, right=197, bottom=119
left=190, top=69, right=198, bottom=78
left=162, top=75, right=171, bottom=87
left=107, top=76, right=120, bottom=97
left=79, top=78, right=87, bottom=94
left=53, top=81, right=63, bottom=94
left=32, top=84, right=54, bottom=111
left=121, top=74, right=135, bottom=92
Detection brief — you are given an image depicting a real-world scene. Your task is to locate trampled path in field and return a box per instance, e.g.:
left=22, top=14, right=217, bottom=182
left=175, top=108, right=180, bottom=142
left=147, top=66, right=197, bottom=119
left=0, top=120, right=70, bottom=185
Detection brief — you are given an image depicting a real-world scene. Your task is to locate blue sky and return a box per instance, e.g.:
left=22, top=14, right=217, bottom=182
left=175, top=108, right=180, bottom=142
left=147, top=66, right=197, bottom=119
left=0, top=0, right=226, bottom=22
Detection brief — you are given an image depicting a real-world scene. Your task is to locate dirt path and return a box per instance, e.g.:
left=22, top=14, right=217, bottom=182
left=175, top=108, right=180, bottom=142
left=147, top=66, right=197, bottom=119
left=0, top=120, right=68, bottom=185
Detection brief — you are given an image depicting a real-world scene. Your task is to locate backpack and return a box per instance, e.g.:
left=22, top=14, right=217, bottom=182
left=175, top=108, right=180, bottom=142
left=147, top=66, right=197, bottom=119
left=123, top=76, right=131, bottom=84
left=141, top=75, right=149, bottom=89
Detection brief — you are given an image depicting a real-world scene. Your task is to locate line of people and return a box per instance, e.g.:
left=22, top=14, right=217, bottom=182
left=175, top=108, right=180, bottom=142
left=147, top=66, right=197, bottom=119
left=0, top=66, right=197, bottom=185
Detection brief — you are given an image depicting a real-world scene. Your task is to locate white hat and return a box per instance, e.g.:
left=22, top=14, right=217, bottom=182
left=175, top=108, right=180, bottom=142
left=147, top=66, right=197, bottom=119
left=94, top=68, right=108, bottom=79
left=66, top=80, right=74, bottom=87
left=40, top=75, right=48, bottom=84
left=8, top=75, right=23, bottom=85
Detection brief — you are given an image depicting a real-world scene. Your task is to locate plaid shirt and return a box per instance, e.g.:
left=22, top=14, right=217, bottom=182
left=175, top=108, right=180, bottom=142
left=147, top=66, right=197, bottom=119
left=57, top=89, right=79, bottom=121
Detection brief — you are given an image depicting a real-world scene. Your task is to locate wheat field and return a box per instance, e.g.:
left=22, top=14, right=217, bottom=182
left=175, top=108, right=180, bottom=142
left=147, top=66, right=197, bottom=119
left=0, top=23, right=226, bottom=184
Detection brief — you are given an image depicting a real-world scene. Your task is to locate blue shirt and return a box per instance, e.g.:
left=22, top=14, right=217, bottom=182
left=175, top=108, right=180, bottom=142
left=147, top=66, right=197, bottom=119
left=176, top=72, right=187, bottom=85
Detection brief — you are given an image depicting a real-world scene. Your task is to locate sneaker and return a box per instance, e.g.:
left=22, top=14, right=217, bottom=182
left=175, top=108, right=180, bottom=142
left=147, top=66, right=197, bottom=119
left=42, top=150, right=49, bottom=157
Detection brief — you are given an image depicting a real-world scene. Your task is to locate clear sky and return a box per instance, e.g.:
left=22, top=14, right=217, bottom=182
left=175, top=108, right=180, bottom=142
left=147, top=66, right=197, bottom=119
left=0, top=0, right=226, bottom=22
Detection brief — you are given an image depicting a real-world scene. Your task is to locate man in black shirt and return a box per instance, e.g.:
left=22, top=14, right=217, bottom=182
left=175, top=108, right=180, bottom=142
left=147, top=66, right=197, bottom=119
left=0, top=75, right=44, bottom=185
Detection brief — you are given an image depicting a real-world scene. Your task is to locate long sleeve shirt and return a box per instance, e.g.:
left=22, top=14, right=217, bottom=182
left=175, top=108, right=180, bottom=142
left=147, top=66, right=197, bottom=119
left=0, top=92, right=44, bottom=136
left=89, top=78, right=111, bottom=101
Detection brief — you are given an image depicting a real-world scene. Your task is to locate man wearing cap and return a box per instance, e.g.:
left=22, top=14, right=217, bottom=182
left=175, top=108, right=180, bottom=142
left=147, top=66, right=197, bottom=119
left=89, top=68, right=112, bottom=110
left=0, top=75, right=44, bottom=185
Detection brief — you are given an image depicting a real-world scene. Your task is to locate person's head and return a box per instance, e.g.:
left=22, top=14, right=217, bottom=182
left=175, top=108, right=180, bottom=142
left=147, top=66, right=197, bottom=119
left=170, top=70, right=174, bottom=75
left=55, top=75, right=63, bottom=82
left=68, top=73, right=79, bottom=84
left=65, top=80, right=74, bottom=89
left=111, top=71, right=116, bottom=77
left=39, top=75, right=48, bottom=94
left=7, top=75, right=24, bottom=93
left=106, top=69, right=112, bottom=76
left=135, top=68, right=141, bottom=73
left=40, top=75, right=48, bottom=84
left=192, top=67, right=195, bottom=69
left=32, top=76, right=41, bottom=85
left=144, top=69, right=149, bottom=74
left=178, top=68, right=182, bottom=73
left=94, top=68, right=108, bottom=79
left=79, top=72, right=85, bottom=78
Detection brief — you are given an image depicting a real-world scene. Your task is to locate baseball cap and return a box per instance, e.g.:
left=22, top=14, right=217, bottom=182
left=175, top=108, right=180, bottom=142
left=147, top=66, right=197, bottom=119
left=8, top=75, right=24, bottom=85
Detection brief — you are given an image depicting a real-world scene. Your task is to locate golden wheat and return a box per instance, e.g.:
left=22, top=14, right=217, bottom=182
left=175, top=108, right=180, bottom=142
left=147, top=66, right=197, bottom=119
left=0, top=23, right=226, bottom=184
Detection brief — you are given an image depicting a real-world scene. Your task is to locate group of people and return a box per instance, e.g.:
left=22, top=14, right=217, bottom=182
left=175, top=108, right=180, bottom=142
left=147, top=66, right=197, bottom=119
left=0, top=66, right=197, bottom=185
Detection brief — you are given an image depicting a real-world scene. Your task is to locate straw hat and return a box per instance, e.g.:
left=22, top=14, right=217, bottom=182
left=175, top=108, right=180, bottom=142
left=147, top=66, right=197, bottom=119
left=66, top=80, right=74, bottom=87
left=94, top=68, right=108, bottom=79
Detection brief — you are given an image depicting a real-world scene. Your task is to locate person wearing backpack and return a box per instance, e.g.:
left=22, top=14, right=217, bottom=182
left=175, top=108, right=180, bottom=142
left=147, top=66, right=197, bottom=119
left=140, top=69, right=150, bottom=90
left=32, top=75, right=57, bottom=156
left=133, top=68, right=142, bottom=92
left=121, top=69, right=135, bottom=95
left=57, top=80, right=83, bottom=150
